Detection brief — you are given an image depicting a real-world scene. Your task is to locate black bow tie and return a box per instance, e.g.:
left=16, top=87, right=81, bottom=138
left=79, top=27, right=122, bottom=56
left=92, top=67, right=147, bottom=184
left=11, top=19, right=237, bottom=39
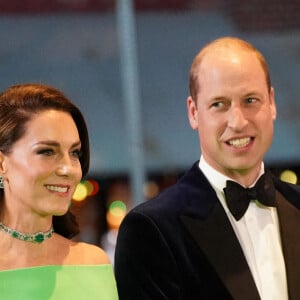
left=223, top=172, right=276, bottom=221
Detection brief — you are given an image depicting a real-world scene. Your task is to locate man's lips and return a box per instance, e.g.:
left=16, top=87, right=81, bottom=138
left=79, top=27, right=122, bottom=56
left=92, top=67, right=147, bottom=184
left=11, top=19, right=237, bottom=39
left=226, top=137, right=253, bottom=148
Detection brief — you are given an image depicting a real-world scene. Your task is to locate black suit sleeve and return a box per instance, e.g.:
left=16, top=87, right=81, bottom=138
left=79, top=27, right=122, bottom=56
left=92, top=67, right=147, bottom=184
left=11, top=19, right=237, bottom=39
left=114, top=210, right=182, bottom=300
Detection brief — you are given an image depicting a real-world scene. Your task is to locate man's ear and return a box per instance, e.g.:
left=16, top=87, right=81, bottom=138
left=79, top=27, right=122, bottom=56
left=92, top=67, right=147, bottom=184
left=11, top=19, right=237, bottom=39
left=187, top=96, right=198, bottom=130
left=269, top=87, right=277, bottom=121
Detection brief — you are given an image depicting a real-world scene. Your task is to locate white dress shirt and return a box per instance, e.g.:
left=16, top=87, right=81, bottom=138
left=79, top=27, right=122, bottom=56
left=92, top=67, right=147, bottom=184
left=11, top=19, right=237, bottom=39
left=199, top=156, right=288, bottom=300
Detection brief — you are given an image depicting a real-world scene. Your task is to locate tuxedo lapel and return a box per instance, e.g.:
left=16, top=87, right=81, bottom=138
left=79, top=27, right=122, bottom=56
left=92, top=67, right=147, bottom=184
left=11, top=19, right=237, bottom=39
left=276, top=190, right=300, bottom=300
left=177, top=165, right=300, bottom=299
left=180, top=200, right=260, bottom=300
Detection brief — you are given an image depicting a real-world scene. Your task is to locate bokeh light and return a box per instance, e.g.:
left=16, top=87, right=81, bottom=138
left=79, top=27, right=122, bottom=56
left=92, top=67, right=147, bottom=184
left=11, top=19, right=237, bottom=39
left=87, top=179, right=100, bottom=196
left=144, top=180, right=159, bottom=199
left=72, top=179, right=100, bottom=202
left=73, top=182, right=88, bottom=201
left=84, top=180, right=94, bottom=196
left=106, top=200, right=127, bottom=229
left=280, top=169, right=298, bottom=184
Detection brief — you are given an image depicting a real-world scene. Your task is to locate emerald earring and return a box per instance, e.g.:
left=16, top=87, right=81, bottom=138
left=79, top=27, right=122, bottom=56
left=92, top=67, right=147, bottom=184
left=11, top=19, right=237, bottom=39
left=0, top=176, right=3, bottom=189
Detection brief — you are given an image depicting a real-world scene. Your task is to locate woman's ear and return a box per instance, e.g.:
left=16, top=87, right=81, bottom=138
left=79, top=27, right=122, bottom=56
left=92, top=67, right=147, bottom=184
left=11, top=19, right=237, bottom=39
left=0, top=151, right=7, bottom=174
left=187, top=96, right=198, bottom=130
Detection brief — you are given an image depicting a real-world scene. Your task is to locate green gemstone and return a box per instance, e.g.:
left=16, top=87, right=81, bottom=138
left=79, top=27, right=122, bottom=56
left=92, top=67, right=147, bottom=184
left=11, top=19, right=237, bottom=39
left=12, top=231, right=19, bottom=238
left=34, top=234, right=44, bottom=243
left=0, top=222, right=53, bottom=243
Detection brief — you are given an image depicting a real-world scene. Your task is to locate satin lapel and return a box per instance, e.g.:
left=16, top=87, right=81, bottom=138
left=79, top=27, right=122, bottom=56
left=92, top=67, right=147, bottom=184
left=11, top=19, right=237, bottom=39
left=180, top=200, right=260, bottom=300
left=276, top=191, right=300, bottom=300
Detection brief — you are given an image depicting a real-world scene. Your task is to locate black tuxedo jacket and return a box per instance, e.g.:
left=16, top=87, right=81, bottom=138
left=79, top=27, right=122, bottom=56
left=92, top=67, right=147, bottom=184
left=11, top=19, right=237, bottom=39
left=114, top=162, right=300, bottom=299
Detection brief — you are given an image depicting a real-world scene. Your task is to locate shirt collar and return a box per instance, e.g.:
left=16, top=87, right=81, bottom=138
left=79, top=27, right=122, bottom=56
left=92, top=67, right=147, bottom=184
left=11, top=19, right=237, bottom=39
left=199, top=155, right=265, bottom=193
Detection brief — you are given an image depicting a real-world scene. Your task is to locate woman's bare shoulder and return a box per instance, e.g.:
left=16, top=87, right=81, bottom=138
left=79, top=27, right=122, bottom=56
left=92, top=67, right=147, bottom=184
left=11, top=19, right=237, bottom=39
left=68, top=241, right=110, bottom=265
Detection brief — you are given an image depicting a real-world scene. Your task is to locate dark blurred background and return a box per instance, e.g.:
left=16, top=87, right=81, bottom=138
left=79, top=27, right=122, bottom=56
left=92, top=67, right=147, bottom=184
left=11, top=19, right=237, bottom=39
left=0, top=0, right=299, bottom=263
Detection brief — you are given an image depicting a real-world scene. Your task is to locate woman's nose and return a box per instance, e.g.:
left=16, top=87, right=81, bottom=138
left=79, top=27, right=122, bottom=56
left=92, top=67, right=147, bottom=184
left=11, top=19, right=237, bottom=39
left=56, top=156, right=73, bottom=176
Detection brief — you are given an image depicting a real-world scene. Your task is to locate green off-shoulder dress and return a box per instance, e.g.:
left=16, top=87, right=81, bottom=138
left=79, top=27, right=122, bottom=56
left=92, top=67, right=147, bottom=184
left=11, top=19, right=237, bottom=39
left=0, top=264, right=118, bottom=299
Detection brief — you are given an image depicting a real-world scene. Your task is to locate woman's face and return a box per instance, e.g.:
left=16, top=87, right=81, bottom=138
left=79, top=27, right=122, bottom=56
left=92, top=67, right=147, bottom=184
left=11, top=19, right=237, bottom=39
left=0, top=109, right=82, bottom=218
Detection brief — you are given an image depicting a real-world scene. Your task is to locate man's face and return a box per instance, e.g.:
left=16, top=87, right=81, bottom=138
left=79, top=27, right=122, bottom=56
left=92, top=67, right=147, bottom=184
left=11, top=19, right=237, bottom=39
left=187, top=48, right=276, bottom=180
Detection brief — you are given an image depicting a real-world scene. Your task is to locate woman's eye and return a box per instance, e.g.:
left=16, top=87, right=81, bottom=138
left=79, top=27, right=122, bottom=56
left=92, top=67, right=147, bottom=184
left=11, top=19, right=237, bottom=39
left=37, top=149, right=54, bottom=156
left=71, top=149, right=82, bottom=159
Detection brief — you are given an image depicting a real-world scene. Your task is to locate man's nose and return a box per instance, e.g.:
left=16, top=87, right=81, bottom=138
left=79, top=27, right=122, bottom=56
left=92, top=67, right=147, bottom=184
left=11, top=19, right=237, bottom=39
left=228, top=106, right=248, bottom=130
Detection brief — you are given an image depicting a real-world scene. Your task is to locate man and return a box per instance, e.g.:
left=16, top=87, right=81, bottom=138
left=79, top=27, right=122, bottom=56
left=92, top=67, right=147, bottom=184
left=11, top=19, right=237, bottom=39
left=114, top=37, right=300, bottom=299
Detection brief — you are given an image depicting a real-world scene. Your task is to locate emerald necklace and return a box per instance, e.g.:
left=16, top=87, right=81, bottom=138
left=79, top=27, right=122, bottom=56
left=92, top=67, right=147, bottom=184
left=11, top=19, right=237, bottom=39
left=0, top=222, right=54, bottom=243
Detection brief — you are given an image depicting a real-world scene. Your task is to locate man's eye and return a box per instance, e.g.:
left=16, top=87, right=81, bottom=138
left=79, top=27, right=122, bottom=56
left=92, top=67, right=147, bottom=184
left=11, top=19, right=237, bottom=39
left=212, top=101, right=223, bottom=108
left=246, top=97, right=257, bottom=104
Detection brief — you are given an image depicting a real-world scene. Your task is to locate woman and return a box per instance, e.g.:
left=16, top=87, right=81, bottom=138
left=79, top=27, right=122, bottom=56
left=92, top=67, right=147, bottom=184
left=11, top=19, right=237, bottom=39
left=0, top=83, right=118, bottom=299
